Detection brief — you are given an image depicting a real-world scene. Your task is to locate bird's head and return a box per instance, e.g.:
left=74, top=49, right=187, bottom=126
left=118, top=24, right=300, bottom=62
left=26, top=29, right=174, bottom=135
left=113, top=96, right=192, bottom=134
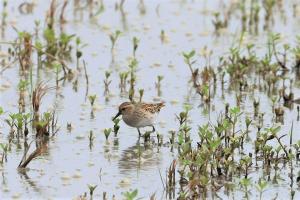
left=112, top=102, right=134, bottom=120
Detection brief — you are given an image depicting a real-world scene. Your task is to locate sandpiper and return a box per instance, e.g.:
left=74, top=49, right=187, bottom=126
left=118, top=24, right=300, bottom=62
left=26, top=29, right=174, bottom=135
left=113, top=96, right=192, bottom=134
left=113, top=101, right=165, bottom=136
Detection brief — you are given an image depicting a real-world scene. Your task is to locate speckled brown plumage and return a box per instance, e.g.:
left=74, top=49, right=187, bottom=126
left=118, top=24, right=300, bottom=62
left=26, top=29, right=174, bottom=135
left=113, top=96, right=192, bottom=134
left=139, top=102, right=165, bottom=114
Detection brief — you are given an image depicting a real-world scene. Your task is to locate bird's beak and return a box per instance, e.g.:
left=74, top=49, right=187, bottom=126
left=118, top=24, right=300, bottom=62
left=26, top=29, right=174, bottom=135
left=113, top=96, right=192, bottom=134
left=112, top=111, right=121, bottom=121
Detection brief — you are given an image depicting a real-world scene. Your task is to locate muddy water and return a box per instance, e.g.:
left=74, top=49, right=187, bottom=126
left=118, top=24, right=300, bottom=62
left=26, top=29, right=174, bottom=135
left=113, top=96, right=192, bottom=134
left=1, top=0, right=300, bottom=199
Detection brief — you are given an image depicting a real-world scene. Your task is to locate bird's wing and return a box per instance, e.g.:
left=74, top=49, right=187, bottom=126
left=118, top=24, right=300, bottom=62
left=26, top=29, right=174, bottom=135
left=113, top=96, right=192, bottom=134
left=141, top=102, right=165, bottom=114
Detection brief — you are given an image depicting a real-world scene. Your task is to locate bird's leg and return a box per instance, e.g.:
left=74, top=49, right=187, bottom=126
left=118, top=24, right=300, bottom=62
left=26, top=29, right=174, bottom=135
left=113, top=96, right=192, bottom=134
left=137, top=128, right=142, bottom=137
left=151, top=125, right=156, bottom=133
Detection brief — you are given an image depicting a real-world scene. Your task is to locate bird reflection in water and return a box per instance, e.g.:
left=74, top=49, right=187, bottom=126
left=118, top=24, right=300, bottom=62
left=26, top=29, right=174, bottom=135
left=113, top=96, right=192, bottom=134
left=118, top=140, right=162, bottom=174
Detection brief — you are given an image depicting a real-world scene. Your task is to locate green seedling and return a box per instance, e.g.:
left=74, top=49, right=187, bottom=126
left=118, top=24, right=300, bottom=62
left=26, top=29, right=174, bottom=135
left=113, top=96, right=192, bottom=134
left=18, top=80, right=29, bottom=91
left=119, top=71, right=129, bottom=92
left=183, top=50, right=196, bottom=75
left=176, top=105, right=191, bottom=126
left=123, top=189, right=138, bottom=200
left=128, top=58, right=138, bottom=71
left=109, top=30, right=121, bottom=53
left=88, top=94, right=97, bottom=107
left=104, top=128, right=112, bottom=140
left=128, top=59, right=138, bottom=102
left=240, top=178, right=251, bottom=199
left=169, top=130, right=176, bottom=145
left=143, top=131, right=151, bottom=142
left=104, top=71, right=111, bottom=94
left=53, top=61, right=62, bottom=84
left=255, top=178, right=268, bottom=200
left=229, top=106, right=242, bottom=137
left=113, top=118, right=120, bottom=136
left=240, top=155, right=252, bottom=178
left=60, top=33, right=75, bottom=53
left=198, top=84, right=210, bottom=102
left=35, top=111, right=53, bottom=137
left=157, top=75, right=163, bottom=85
left=75, top=37, right=83, bottom=69
left=138, top=89, right=144, bottom=102
left=89, top=130, right=94, bottom=149
left=87, top=184, right=97, bottom=197
left=132, top=36, right=139, bottom=58
left=0, top=143, right=9, bottom=164
left=245, top=117, right=252, bottom=132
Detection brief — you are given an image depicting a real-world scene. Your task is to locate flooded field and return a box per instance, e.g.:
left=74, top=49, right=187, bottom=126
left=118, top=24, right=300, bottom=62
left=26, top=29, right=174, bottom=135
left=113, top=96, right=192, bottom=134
left=1, top=0, right=300, bottom=199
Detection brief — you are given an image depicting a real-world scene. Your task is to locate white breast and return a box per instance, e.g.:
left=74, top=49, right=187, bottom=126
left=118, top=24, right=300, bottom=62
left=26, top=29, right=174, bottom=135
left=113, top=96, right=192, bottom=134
left=122, top=113, right=156, bottom=128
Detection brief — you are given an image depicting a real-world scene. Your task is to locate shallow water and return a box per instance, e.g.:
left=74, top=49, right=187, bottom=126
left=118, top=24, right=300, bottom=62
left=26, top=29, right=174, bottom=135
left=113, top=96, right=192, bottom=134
left=1, top=0, right=300, bottom=199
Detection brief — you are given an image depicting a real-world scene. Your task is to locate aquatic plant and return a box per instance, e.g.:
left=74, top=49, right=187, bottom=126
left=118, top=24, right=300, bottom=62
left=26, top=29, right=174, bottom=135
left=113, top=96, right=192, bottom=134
left=255, top=178, right=268, bottom=200
left=32, top=83, right=51, bottom=116
left=104, top=71, right=111, bottom=95
left=176, top=105, right=191, bottom=126
left=123, top=189, right=138, bottom=200
left=212, top=12, right=227, bottom=35
left=183, top=50, right=197, bottom=82
left=138, top=89, right=144, bottom=102
left=132, top=36, right=139, bottom=58
left=128, top=58, right=138, bottom=102
left=18, top=32, right=32, bottom=71
left=113, top=118, right=120, bottom=136
left=155, top=75, right=163, bottom=96
left=87, top=184, right=97, bottom=197
left=88, top=94, right=97, bottom=107
left=166, top=160, right=176, bottom=196
left=0, top=143, right=9, bottom=165
left=76, top=37, right=83, bottom=70
left=89, top=130, right=94, bottom=150
left=119, top=71, right=129, bottom=93
left=109, top=30, right=121, bottom=54
left=103, top=128, right=112, bottom=140
left=18, top=137, right=48, bottom=168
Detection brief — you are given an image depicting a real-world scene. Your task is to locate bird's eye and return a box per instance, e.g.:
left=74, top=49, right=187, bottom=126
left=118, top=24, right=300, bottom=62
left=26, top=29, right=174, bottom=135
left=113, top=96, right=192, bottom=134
left=121, top=108, right=126, bottom=111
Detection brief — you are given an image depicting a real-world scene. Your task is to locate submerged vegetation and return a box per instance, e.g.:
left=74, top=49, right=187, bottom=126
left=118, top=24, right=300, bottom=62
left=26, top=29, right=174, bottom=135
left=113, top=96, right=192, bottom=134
left=1, top=0, right=300, bottom=199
